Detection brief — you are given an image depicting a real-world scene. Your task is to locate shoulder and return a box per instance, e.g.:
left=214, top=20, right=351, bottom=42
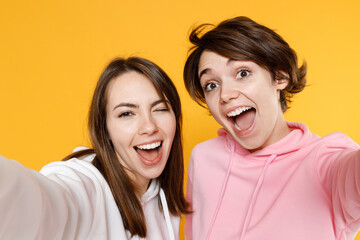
left=309, top=132, right=359, bottom=172
left=40, top=152, right=109, bottom=193
left=314, top=132, right=359, bottom=151
left=287, top=122, right=359, bottom=152
left=189, top=135, right=231, bottom=173
left=41, top=151, right=125, bottom=238
left=191, top=135, right=228, bottom=157
left=193, top=136, right=226, bottom=151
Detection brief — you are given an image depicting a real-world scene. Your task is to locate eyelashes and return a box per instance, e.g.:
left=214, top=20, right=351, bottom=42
left=155, top=107, right=169, bottom=112
left=203, top=82, right=219, bottom=92
left=117, top=106, right=169, bottom=118
left=236, top=68, right=251, bottom=79
left=202, top=68, right=252, bottom=92
left=118, top=111, right=133, bottom=118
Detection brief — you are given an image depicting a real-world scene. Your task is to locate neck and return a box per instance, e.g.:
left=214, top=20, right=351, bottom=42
left=265, top=116, right=291, bottom=148
left=135, top=179, right=151, bottom=197
left=249, top=115, right=290, bottom=153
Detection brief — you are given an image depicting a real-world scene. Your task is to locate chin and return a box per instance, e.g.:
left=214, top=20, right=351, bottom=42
left=232, top=135, right=264, bottom=152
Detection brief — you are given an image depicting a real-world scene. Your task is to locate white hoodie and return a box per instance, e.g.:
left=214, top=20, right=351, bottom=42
left=0, top=150, right=179, bottom=240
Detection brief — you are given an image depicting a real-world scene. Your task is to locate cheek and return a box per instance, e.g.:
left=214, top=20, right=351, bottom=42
left=167, top=115, right=177, bottom=139
left=107, top=120, right=134, bottom=146
left=205, top=94, right=218, bottom=111
left=156, top=112, right=177, bottom=139
left=255, top=85, right=278, bottom=103
left=206, top=99, right=223, bottom=123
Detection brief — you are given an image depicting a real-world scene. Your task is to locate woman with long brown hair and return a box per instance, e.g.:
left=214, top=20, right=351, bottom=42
left=0, top=56, right=189, bottom=239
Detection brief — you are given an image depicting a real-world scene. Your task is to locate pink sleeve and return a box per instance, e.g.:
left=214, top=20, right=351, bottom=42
left=316, top=134, right=360, bottom=236
left=330, top=149, right=360, bottom=233
left=184, top=154, right=194, bottom=240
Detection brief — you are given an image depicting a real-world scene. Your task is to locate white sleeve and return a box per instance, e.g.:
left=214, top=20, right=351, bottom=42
left=0, top=155, right=110, bottom=240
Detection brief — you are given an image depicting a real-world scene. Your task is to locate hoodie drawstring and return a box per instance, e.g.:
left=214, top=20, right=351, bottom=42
left=206, top=142, right=236, bottom=240
left=239, top=154, right=277, bottom=240
left=159, top=189, right=175, bottom=240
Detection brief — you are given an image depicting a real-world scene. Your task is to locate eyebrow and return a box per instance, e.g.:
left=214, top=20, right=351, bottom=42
left=151, top=99, right=167, bottom=108
left=198, top=68, right=209, bottom=80
left=112, top=99, right=167, bottom=111
left=198, top=58, right=234, bottom=79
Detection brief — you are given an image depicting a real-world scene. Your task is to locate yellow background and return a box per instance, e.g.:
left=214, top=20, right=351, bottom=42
left=1, top=0, right=360, bottom=239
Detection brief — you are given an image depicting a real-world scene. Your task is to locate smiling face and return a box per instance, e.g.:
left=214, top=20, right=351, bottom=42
left=198, top=50, right=290, bottom=151
left=106, top=71, right=176, bottom=195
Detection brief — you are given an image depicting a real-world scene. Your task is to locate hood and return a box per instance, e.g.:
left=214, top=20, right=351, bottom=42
left=218, top=121, right=315, bottom=161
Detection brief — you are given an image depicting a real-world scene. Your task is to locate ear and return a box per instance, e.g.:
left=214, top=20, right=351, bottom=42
left=275, top=70, right=289, bottom=90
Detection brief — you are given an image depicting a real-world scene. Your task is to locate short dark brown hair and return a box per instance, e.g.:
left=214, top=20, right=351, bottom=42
left=184, top=16, right=307, bottom=112
left=64, top=57, right=189, bottom=237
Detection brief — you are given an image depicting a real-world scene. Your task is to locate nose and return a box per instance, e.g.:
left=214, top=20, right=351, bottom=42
left=220, top=80, right=240, bottom=103
left=138, top=114, right=158, bottom=135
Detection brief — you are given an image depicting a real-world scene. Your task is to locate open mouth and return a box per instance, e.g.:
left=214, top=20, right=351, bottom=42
left=227, top=106, right=256, bottom=131
left=134, top=141, right=162, bottom=161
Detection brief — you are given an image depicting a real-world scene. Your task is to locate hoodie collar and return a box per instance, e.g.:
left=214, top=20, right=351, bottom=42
left=140, top=179, right=160, bottom=204
left=218, top=122, right=313, bottom=159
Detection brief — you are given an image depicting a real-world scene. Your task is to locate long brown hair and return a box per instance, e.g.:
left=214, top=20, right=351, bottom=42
left=63, top=57, right=189, bottom=237
left=184, top=16, right=307, bottom=112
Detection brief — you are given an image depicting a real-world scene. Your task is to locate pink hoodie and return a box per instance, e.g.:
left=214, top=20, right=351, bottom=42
left=185, top=122, right=360, bottom=240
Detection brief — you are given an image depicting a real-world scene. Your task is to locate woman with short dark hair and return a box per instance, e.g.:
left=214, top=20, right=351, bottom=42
left=184, top=16, right=360, bottom=240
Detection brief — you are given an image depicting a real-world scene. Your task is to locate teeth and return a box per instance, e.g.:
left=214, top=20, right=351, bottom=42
left=227, top=106, right=252, bottom=117
left=136, top=141, right=161, bottom=150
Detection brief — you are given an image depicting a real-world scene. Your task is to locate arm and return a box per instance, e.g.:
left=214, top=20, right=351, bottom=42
left=0, top=156, right=62, bottom=239
left=330, top=149, right=360, bottom=234
left=0, top=155, right=104, bottom=239
left=316, top=134, right=360, bottom=237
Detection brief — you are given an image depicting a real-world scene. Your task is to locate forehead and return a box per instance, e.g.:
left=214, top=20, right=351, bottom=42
left=198, top=50, right=229, bottom=70
left=106, top=71, right=160, bottom=104
left=198, top=50, right=262, bottom=75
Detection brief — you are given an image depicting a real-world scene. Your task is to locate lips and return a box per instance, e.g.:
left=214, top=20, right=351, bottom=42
left=226, top=106, right=256, bottom=131
left=134, top=141, right=163, bottom=166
